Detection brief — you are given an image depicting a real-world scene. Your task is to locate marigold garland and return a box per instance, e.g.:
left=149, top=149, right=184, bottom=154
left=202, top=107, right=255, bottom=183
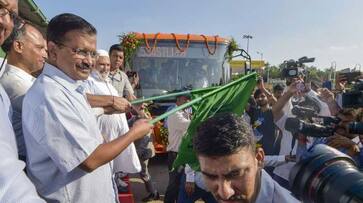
left=201, top=35, right=218, bottom=55
left=171, top=33, right=191, bottom=52
left=143, top=32, right=160, bottom=53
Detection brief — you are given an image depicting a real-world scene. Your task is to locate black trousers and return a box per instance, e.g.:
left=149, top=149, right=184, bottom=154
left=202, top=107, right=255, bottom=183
left=164, top=151, right=184, bottom=203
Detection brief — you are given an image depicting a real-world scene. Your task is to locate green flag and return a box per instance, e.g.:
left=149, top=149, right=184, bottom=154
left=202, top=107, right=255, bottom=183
left=173, top=72, right=257, bottom=170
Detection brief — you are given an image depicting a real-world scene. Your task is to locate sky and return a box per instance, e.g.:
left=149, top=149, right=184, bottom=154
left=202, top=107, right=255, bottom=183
left=34, top=0, right=363, bottom=70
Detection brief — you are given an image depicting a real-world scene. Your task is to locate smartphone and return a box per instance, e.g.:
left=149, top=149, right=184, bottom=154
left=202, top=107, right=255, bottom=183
left=296, top=81, right=305, bottom=92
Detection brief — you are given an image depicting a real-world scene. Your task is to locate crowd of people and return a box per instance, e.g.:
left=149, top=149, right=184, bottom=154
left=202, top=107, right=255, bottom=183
left=1, top=0, right=363, bottom=203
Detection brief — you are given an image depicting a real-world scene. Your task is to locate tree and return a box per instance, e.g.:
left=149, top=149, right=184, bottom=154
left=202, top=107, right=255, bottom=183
left=262, top=62, right=281, bottom=79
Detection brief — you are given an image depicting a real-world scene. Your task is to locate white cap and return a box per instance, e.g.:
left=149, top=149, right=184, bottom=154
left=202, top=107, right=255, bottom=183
left=97, top=49, right=109, bottom=57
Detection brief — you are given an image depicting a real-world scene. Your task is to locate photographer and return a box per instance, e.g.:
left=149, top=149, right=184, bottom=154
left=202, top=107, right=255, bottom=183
left=271, top=79, right=302, bottom=188
left=270, top=78, right=336, bottom=188
left=324, top=109, right=361, bottom=163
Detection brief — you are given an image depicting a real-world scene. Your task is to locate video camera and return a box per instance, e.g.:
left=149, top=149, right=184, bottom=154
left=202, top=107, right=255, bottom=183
left=281, top=56, right=315, bottom=78
left=289, top=144, right=363, bottom=203
left=286, top=105, right=363, bottom=137
left=342, top=79, right=363, bottom=108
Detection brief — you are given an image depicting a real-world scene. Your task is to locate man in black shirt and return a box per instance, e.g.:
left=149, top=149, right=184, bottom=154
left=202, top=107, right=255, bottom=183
left=251, top=89, right=280, bottom=156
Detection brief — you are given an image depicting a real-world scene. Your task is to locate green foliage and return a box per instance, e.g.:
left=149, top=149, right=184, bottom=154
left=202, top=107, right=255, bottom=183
left=225, top=37, right=239, bottom=61
left=118, top=32, right=142, bottom=69
left=305, top=66, right=330, bottom=81
left=261, top=62, right=281, bottom=79
left=261, top=62, right=330, bottom=81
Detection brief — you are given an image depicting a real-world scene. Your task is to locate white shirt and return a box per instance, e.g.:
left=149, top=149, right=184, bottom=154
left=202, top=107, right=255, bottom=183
left=0, top=64, right=35, bottom=158
left=84, top=71, right=141, bottom=173
left=255, top=170, right=298, bottom=203
left=306, top=90, right=331, bottom=117
left=22, top=64, right=117, bottom=203
left=273, top=113, right=297, bottom=180
left=0, top=84, right=45, bottom=203
left=166, top=108, right=191, bottom=152
left=274, top=89, right=331, bottom=180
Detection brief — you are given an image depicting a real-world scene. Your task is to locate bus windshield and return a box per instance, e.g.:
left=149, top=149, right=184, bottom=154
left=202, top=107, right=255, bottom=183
left=132, top=41, right=228, bottom=98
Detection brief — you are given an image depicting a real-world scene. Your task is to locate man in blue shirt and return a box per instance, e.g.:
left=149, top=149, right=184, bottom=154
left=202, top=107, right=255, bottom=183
left=22, top=13, right=153, bottom=202
left=194, top=113, right=298, bottom=203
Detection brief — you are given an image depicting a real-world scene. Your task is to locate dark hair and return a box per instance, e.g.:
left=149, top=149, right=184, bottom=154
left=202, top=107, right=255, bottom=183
left=176, top=93, right=191, bottom=100
left=193, top=113, right=255, bottom=157
left=253, top=89, right=263, bottom=98
left=47, top=13, right=97, bottom=43
left=1, top=18, right=28, bottom=53
left=109, top=44, right=123, bottom=55
left=273, top=84, right=285, bottom=92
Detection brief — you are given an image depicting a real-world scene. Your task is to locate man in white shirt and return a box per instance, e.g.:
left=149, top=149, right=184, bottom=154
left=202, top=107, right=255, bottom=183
left=83, top=49, right=142, bottom=189
left=22, top=13, right=152, bottom=202
left=194, top=113, right=298, bottom=203
left=0, top=0, right=45, bottom=202
left=272, top=80, right=335, bottom=188
left=164, top=94, right=191, bottom=203
left=0, top=23, right=47, bottom=161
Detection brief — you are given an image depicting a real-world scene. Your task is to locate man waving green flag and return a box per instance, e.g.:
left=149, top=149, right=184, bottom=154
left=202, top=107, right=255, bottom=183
left=173, top=72, right=257, bottom=170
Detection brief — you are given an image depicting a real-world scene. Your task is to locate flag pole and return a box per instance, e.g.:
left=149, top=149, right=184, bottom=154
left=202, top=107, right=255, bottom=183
left=149, top=73, right=257, bottom=124
left=131, top=87, right=219, bottom=105
left=131, top=90, right=192, bottom=105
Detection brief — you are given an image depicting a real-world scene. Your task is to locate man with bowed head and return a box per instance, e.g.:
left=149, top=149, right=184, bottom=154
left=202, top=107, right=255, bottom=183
left=22, top=13, right=153, bottom=202
left=193, top=113, right=298, bottom=203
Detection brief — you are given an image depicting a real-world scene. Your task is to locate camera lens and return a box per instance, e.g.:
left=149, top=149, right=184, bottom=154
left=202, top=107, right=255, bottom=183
left=289, top=144, right=363, bottom=203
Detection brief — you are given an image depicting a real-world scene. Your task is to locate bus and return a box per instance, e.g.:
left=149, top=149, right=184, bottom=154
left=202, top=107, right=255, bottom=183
left=127, top=33, right=232, bottom=152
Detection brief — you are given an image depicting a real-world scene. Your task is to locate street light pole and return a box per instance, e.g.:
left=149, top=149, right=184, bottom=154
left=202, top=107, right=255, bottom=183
left=257, top=51, right=268, bottom=83
left=331, top=61, right=336, bottom=89
left=256, top=51, right=263, bottom=60
left=243, top=34, right=253, bottom=53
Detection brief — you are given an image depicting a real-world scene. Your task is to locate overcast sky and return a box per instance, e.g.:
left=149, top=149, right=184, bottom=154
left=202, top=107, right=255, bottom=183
left=35, top=0, right=363, bottom=70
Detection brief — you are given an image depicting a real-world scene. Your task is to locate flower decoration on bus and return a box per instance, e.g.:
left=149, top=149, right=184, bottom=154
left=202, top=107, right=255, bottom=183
left=119, top=32, right=142, bottom=68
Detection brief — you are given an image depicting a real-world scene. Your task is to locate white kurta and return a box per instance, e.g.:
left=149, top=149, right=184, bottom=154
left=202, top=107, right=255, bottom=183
left=84, top=71, right=141, bottom=173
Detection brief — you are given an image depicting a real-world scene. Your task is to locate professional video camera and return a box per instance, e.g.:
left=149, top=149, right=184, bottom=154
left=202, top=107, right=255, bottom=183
left=342, top=79, right=363, bottom=108
left=286, top=105, right=363, bottom=137
left=284, top=105, right=341, bottom=138
left=289, top=144, right=363, bottom=203
left=281, top=56, right=315, bottom=78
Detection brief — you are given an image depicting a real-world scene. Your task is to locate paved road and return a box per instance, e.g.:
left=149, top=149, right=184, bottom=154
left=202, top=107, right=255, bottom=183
left=129, top=153, right=168, bottom=203
left=127, top=153, right=206, bottom=203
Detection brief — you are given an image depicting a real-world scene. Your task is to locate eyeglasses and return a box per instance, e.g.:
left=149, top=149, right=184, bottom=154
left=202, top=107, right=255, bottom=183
left=0, top=6, right=17, bottom=20
left=0, top=6, right=24, bottom=29
left=55, top=41, right=97, bottom=59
